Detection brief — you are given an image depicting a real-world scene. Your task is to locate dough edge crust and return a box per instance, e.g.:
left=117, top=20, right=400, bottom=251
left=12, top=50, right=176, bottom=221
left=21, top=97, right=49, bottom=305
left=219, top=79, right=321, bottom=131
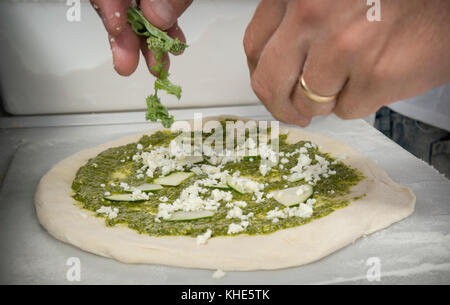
left=35, top=116, right=415, bottom=271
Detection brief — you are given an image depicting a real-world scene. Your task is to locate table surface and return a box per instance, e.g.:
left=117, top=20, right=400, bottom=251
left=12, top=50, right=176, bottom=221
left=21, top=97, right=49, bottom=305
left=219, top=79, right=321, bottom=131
left=0, top=105, right=449, bottom=284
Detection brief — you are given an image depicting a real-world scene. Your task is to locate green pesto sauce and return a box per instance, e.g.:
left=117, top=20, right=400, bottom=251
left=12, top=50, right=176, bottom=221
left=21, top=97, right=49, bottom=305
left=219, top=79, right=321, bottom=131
left=71, top=128, right=364, bottom=237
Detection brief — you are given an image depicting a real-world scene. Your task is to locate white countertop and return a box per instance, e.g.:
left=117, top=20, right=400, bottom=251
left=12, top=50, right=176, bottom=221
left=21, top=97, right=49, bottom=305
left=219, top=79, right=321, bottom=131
left=0, top=105, right=449, bottom=284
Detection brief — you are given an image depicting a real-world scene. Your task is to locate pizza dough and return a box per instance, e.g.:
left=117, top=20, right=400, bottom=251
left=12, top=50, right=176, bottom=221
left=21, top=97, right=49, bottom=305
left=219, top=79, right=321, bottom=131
left=35, top=117, right=415, bottom=271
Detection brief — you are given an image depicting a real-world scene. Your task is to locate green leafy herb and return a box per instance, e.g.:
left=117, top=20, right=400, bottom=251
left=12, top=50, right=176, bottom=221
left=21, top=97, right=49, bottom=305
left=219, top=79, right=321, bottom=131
left=145, top=95, right=174, bottom=128
left=127, top=6, right=188, bottom=128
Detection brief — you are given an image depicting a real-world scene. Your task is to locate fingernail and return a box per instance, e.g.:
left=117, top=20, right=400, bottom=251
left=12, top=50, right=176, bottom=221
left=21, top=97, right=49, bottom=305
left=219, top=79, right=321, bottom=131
left=148, top=0, right=174, bottom=24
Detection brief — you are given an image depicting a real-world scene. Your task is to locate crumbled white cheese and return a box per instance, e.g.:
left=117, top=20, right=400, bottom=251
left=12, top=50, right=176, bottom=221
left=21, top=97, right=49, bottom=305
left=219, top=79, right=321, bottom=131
left=196, top=229, right=212, bottom=245
left=266, top=207, right=285, bottom=220
left=226, top=206, right=243, bottom=219
left=131, top=188, right=150, bottom=201
left=227, top=223, right=245, bottom=234
left=259, top=163, right=271, bottom=176
left=240, top=220, right=250, bottom=228
left=190, top=166, right=202, bottom=175
left=212, top=269, right=226, bottom=279
left=258, top=142, right=278, bottom=164
left=120, top=182, right=130, bottom=191
left=225, top=200, right=247, bottom=209
left=228, top=173, right=265, bottom=193
left=211, top=189, right=233, bottom=202
left=266, top=202, right=314, bottom=221
left=156, top=183, right=221, bottom=220
left=96, top=206, right=119, bottom=219
left=307, top=198, right=316, bottom=205
left=254, top=191, right=265, bottom=203
left=132, top=142, right=204, bottom=179
left=287, top=151, right=335, bottom=186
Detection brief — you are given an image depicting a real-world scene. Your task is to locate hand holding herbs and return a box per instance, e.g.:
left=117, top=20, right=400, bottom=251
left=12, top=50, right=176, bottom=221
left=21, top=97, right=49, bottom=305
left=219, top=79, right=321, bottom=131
left=90, top=0, right=192, bottom=128
left=127, top=6, right=187, bottom=128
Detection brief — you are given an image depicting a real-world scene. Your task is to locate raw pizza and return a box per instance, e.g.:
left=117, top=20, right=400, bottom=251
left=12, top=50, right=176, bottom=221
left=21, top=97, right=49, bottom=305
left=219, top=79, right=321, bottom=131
left=35, top=117, right=415, bottom=270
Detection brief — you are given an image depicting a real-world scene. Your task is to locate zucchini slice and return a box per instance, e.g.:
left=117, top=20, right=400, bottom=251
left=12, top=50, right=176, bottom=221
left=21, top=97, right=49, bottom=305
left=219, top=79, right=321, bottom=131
left=154, top=172, right=194, bottom=186
left=104, top=194, right=147, bottom=202
left=178, top=156, right=204, bottom=165
left=203, top=182, right=231, bottom=190
left=167, top=210, right=215, bottom=221
left=125, top=183, right=163, bottom=192
left=226, top=176, right=246, bottom=194
left=270, top=185, right=313, bottom=207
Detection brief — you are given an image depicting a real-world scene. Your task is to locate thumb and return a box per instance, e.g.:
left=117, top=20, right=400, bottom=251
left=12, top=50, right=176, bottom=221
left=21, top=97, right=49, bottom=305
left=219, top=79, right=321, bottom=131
left=140, top=0, right=193, bottom=30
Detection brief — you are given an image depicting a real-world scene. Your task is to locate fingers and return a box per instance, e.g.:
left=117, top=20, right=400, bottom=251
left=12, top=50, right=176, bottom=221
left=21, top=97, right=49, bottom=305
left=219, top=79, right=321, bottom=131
left=92, top=0, right=139, bottom=76
left=91, top=0, right=130, bottom=36
left=243, top=0, right=287, bottom=75
left=109, top=24, right=141, bottom=76
left=333, top=75, right=383, bottom=120
left=93, top=0, right=190, bottom=76
left=250, top=3, right=311, bottom=126
left=140, top=39, right=171, bottom=78
left=139, top=0, right=191, bottom=74
left=139, top=21, right=184, bottom=76
left=167, top=21, right=187, bottom=55
left=141, top=0, right=193, bottom=30
left=168, top=0, right=194, bottom=18
left=290, top=40, right=351, bottom=118
left=302, top=41, right=350, bottom=98
left=330, top=25, right=383, bottom=120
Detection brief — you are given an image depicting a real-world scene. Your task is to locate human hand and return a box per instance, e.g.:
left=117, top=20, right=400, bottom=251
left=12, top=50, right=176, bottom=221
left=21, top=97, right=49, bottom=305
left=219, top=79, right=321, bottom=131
left=244, top=0, right=450, bottom=126
left=91, top=0, right=192, bottom=76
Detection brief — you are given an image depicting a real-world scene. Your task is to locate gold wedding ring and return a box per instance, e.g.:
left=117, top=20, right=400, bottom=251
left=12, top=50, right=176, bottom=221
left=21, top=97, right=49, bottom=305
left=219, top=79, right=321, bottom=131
left=299, top=75, right=337, bottom=103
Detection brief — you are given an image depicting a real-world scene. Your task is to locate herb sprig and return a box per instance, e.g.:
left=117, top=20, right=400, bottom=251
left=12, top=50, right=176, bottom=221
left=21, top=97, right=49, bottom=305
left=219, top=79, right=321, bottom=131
left=127, top=6, right=187, bottom=128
